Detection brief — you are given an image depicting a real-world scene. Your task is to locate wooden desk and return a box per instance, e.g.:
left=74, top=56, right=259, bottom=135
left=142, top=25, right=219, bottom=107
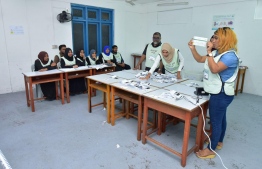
left=89, top=64, right=115, bottom=75
left=235, top=66, right=248, bottom=96
left=23, top=69, right=64, bottom=112
left=106, top=71, right=137, bottom=80
left=110, top=81, right=158, bottom=141
left=142, top=89, right=208, bottom=167
left=131, top=54, right=142, bottom=70
left=59, top=66, right=92, bottom=103
left=87, top=74, right=123, bottom=123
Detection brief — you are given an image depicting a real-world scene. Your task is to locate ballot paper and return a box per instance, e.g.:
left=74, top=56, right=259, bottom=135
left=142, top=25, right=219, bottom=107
left=193, top=36, right=208, bottom=47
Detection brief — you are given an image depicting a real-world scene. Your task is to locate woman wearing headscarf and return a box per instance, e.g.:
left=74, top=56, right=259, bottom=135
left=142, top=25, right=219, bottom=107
left=76, top=49, right=88, bottom=66
left=34, top=51, right=57, bottom=101
left=61, top=48, right=86, bottom=95
left=98, top=46, right=114, bottom=64
left=87, top=49, right=102, bottom=65
left=143, top=43, right=184, bottom=79
left=188, top=27, right=239, bottom=159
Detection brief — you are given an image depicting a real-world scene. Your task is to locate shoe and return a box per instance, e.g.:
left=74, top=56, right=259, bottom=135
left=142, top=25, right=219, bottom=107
left=216, top=145, right=222, bottom=150
left=197, top=153, right=216, bottom=159
left=205, top=141, right=223, bottom=150
left=196, top=149, right=216, bottom=159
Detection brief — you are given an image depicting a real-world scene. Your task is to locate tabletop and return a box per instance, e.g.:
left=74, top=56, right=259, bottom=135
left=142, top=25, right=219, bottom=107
left=22, top=69, right=62, bottom=77
left=86, top=74, right=124, bottom=84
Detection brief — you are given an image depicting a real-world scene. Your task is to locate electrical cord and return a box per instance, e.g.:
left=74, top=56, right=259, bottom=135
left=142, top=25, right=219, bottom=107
left=0, top=149, right=12, bottom=169
left=183, top=95, right=228, bottom=169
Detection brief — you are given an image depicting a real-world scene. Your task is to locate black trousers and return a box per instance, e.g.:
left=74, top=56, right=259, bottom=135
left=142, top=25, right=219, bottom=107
left=115, top=64, right=131, bottom=71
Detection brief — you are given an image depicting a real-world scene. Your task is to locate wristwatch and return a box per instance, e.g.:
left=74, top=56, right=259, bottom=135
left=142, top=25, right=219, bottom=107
left=208, top=53, right=213, bottom=57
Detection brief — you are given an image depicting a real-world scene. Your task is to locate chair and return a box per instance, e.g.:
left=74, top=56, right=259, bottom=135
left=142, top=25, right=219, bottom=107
left=31, top=64, right=43, bottom=98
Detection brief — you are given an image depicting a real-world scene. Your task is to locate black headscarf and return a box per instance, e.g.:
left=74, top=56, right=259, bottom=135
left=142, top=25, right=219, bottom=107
left=38, top=51, right=48, bottom=64
left=76, top=49, right=84, bottom=61
left=64, top=48, right=73, bottom=61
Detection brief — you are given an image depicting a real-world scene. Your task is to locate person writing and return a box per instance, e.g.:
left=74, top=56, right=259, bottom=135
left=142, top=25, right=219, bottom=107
left=188, top=27, right=239, bottom=159
left=142, top=43, right=184, bottom=80
left=134, top=32, right=163, bottom=73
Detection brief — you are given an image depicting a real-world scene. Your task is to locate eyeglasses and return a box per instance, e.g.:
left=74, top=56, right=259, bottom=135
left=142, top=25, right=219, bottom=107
left=153, top=37, right=160, bottom=40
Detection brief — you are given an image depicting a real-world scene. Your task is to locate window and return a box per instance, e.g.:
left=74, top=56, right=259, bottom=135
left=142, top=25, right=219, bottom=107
left=71, top=4, right=114, bottom=56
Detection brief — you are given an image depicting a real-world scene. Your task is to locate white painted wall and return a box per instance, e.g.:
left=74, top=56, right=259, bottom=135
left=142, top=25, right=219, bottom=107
left=143, top=0, right=262, bottom=96
left=0, top=0, right=147, bottom=94
left=0, top=0, right=261, bottom=96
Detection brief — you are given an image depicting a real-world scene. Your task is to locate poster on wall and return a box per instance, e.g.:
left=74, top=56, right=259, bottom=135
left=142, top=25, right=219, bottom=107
left=212, top=14, right=235, bottom=30
left=10, top=26, right=24, bottom=35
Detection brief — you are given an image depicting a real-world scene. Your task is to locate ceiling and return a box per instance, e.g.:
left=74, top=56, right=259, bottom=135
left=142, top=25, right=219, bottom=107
left=134, top=0, right=178, bottom=4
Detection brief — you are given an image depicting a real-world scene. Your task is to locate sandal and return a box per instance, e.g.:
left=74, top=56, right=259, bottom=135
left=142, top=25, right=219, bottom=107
left=196, top=149, right=216, bottom=159
left=204, top=141, right=223, bottom=150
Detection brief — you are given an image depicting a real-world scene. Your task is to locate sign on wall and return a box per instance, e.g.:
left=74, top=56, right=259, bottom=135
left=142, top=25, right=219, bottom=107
left=10, top=25, right=24, bottom=35
left=212, top=14, right=235, bottom=30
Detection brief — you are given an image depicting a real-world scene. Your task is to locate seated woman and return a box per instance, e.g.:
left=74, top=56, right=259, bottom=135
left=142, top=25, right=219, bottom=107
left=86, top=49, right=102, bottom=65
left=111, top=45, right=131, bottom=71
left=76, top=49, right=88, bottom=66
left=143, top=43, right=184, bottom=79
left=34, top=51, right=57, bottom=101
left=98, top=46, right=114, bottom=64
left=61, top=48, right=86, bottom=95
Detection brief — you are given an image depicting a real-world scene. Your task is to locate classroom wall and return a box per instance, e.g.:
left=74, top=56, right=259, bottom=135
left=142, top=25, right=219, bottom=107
left=143, top=0, right=262, bottom=96
left=0, top=0, right=261, bottom=96
left=0, top=0, right=147, bottom=94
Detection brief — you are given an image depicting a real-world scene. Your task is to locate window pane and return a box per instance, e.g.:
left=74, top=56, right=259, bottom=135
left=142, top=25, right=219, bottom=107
left=73, top=23, right=84, bottom=53
left=101, top=12, right=110, bottom=21
left=88, top=10, right=97, bottom=19
left=102, top=24, right=110, bottom=49
left=73, top=9, right=83, bottom=18
left=88, top=24, right=98, bottom=52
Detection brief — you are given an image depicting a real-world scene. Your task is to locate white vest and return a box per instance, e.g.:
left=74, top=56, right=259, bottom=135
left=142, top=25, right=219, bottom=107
left=146, top=43, right=162, bottom=68
left=160, top=48, right=180, bottom=74
left=203, top=50, right=239, bottom=95
left=38, top=59, right=52, bottom=67
left=102, top=53, right=113, bottom=61
left=76, top=58, right=88, bottom=66
left=87, top=56, right=98, bottom=65
left=61, top=57, right=76, bottom=66
left=113, top=52, right=122, bottom=63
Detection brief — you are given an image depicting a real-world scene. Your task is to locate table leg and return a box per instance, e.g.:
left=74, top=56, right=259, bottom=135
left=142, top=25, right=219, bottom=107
left=181, top=113, right=190, bottom=167
left=88, top=79, right=92, bottom=113
left=60, top=74, right=64, bottom=104
left=157, top=112, right=162, bottom=135
left=240, top=72, right=246, bottom=93
left=142, top=99, right=149, bottom=144
left=106, top=85, right=111, bottom=124
left=55, top=81, right=59, bottom=100
left=111, top=87, right=115, bottom=126
left=126, top=101, right=130, bottom=119
left=29, top=78, right=35, bottom=112
left=65, top=73, right=70, bottom=103
left=103, top=92, right=106, bottom=108
left=137, top=96, right=142, bottom=141
left=24, top=76, right=30, bottom=107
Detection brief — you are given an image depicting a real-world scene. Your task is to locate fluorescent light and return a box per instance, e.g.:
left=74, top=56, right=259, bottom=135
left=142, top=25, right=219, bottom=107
left=157, top=2, right=189, bottom=6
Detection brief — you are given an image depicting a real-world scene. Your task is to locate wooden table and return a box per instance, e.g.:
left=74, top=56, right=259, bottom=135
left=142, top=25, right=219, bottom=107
left=235, top=66, right=248, bottom=96
left=131, top=53, right=142, bottom=70
left=59, top=66, right=92, bottom=103
left=142, top=88, right=209, bottom=167
left=110, top=81, right=158, bottom=141
left=89, top=64, right=115, bottom=75
left=87, top=74, right=123, bottom=123
left=23, top=69, right=64, bottom=112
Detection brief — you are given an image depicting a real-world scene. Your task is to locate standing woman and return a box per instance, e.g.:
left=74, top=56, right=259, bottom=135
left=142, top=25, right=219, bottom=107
left=143, top=43, right=184, bottom=80
left=99, top=46, right=113, bottom=64
left=188, top=27, right=239, bottom=159
left=34, top=51, right=57, bottom=101
left=61, top=48, right=86, bottom=95
left=87, top=49, right=102, bottom=65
